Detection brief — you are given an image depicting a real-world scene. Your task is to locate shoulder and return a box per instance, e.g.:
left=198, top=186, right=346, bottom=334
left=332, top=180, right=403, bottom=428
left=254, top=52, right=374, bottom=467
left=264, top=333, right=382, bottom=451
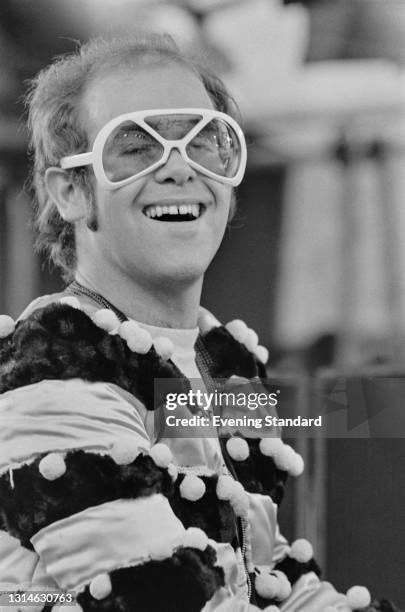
left=18, top=292, right=65, bottom=319
left=18, top=291, right=100, bottom=320
left=1, top=298, right=187, bottom=410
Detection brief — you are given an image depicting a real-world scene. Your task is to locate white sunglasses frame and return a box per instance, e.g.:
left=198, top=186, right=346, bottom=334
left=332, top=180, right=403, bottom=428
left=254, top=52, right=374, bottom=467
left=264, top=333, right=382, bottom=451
left=60, top=107, right=247, bottom=190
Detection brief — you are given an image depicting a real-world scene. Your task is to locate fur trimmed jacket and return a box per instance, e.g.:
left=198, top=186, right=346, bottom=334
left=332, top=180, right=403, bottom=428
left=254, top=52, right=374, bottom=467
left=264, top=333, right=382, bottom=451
left=0, top=291, right=400, bottom=612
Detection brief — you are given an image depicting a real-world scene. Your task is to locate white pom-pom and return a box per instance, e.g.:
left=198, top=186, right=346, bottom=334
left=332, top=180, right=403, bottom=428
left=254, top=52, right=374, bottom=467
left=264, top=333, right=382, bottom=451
left=198, top=309, right=221, bottom=334
left=39, top=453, right=66, bottom=480
left=0, top=315, right=15, bottom=338
left=119, top=322, right=153, bottom=354
left=259, top=438, right=284, bottom=457
left=59, top=296, right=81, bottom=309
left=255, top=573, right=280, bottom=599
left=150, top=443, right=173, bottom=468
left=226, top=437, right=249, bottom=461
left=232, top=496, right=249, bottom=518
left=288, top=452, right=305, bottom=477
left=254, top=345, right=269, bottom=364
left=92, top=309, right=120, bottom=333
left=273, top=444, right=296, bottom=472
left=179, top=474, right=206, bottom=501
left=168, top=463, right=178, bottom=482
left=230, top=481, right=250, bottom=517
left=225, top=319, right=249, bottom=343
left=244, top=328, right=259, bottom=352
left=118, top=321, right=152, bottom=353
left=127, top=328, right=153, bottom=353
left=216, top=475, right=236, bottom=500
left=289, top=539, right=313, bottom=563
left=110, top=438, right=138, bottom=465
left=153, top=336, right=174, bottom=360
left=89, top=573, right=112, bottom=600
left=183, top=527, right=209, bottom=551
left=119, top=320, right=140, bottom=340
left=271, top=570, right=292, bottom=600
left=346, top=586, right=371, bottom=609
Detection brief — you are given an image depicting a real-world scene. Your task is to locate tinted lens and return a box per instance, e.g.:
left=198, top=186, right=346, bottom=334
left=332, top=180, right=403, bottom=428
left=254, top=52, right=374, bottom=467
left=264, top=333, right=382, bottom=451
left=102, top=120, right=164, bottom=182
left=186, top=118, right=242, bottom=178
left=144, top=114, right=201, bottom=139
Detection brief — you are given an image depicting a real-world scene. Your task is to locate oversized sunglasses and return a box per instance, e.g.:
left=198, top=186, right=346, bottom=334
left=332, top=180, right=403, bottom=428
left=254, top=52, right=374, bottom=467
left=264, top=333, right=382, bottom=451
left=60, top=108, right=247, bottom=190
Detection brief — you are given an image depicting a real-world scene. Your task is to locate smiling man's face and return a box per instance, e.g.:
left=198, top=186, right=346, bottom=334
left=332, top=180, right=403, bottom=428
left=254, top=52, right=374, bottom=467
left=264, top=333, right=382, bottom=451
left=76, top=60, right=233, bottom=290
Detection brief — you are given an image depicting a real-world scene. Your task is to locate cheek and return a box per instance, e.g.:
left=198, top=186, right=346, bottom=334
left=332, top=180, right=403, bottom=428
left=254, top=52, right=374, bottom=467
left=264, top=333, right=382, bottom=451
left=215, top=186, right=233, bottom=225
left=210, top=182, right=232, bottom=210
left=94, top=182, right=144, bottom=228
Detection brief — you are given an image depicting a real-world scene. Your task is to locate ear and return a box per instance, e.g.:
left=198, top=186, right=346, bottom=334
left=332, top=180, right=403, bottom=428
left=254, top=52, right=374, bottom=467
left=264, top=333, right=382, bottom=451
left=45, top=167, right=89, bottom=222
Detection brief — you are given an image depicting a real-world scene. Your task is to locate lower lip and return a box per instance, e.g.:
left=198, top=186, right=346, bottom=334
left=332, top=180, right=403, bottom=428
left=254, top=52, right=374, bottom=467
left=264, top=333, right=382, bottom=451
left=142, top=214, right=206, bottom=239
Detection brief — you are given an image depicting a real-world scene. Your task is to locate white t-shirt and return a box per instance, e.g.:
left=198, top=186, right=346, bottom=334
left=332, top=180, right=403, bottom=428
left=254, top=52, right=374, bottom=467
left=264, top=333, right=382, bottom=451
left=135, top=321, right=201, bottom=381
left=135, top=320, right=226, bottom=473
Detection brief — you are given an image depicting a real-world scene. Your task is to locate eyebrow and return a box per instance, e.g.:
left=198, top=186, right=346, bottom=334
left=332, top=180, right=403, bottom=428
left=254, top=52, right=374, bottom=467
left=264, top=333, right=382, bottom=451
left=146, top=116, right=201, bottom=133
left=109, top=124, right=153, bottom=145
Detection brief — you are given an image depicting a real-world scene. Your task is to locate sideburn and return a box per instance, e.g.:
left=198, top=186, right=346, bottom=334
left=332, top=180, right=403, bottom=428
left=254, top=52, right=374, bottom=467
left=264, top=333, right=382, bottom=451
left=82, top=177, right=98, bottom=231
left=73, top=169, right=98, bottom=232
left=86, top=196, right=98, bottom=231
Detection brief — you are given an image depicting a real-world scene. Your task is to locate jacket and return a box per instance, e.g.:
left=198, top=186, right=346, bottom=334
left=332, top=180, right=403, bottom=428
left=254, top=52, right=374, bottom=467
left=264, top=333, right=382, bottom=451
left=0, top=290, right=391, bottom=612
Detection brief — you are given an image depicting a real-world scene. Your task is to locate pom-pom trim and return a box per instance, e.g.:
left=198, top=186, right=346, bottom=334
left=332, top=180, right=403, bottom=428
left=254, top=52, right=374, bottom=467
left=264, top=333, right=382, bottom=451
left=346, top=585, right=371, bottom=609
left=110, top=439, right=139, bottom=465
left=226, top=437, right=250, bottom=462
left=150, top=443, right=173, bottom=468
left=225, top=319, right=266, bottom=361
left=288, top=539, right=313, bottom=563
left=92, top=309, right=120, bottom=333
left=0, top=314, right=15, bottom=338
left=89, top=573, right=112, bottom=600
left=38, top=453, right=66, bottom=480
left=182, top=527, right=209, bottom=551
left=153, top=336, right=174, bottom=360
left=118, top=321, right=153, bottom=354
left=179, top=474, right=206, bottom=501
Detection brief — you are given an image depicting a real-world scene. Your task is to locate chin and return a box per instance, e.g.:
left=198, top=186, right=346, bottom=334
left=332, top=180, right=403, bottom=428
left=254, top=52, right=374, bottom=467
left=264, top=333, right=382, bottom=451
left=159, top=261, right=209, bottom=285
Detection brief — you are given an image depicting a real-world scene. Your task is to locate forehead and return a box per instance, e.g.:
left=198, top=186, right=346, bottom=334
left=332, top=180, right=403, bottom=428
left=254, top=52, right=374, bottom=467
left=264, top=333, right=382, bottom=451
left=79, top=62, right=214, bottom=144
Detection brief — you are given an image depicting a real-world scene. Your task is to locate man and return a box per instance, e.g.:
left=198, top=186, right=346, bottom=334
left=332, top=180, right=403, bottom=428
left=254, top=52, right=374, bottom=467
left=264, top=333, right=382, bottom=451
left=0, top=34, right=397, bottom=612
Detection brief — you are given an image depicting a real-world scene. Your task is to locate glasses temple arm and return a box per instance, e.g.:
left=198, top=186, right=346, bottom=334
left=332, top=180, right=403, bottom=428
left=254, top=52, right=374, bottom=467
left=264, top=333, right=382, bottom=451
left=60, top=152, right=93, bottom=170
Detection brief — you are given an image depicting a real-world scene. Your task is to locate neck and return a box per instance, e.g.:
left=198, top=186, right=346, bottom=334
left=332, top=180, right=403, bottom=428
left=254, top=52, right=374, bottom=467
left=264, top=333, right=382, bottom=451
left=74, top=267, right=203, bottom=329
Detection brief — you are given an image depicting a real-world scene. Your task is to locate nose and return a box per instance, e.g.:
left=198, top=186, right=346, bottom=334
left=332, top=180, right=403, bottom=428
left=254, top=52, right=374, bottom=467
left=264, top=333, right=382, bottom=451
left=154, top=148, right=197, bottom=185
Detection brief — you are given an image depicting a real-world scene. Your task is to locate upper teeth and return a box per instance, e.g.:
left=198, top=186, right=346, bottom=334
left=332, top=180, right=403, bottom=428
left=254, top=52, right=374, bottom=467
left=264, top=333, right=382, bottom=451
left=145, top=204, right=200, bottom=218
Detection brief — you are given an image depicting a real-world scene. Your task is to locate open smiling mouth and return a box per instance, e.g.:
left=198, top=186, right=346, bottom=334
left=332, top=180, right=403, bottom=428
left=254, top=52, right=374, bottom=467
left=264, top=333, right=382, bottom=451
left=143, top=203, right=205, bottom=222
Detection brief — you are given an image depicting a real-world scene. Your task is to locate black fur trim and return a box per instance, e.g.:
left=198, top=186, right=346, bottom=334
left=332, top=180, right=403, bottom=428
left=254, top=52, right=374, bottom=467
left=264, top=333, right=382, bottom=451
left=0, top=454, right=239, bottom=554
left=0, top=304, right=189, bottom=409
left=0, top=451, right=173, bottom=548
left=220, top=438, right=288, bottom=505
left=170, top=474, right=238, bottom=548
left=274, top=555, right=321, bottom=585
left=199, top=327, right=258, bottom=379
left=77, top=545, right=224, bottom=612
